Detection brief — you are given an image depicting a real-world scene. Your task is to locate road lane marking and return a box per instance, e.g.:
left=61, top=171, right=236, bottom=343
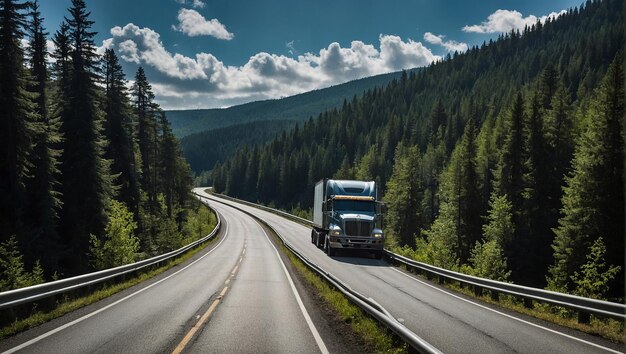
left=2, top=217, right=230, bottom=354
left=255, top=221, right=329, bottom=354
left=207, top=192, right=621, bottom=354
left=172, top=247, right=245, bottom=353
left=172, top=286, right=229, bottom=354
left=390, top=267, right=621, bottom=354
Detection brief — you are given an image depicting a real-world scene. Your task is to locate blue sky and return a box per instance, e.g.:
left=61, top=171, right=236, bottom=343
left=38, top=0, right=582, bottom=109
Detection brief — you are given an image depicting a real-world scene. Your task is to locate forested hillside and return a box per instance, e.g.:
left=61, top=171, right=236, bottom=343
left=166, top=70, right=408, bottom=138
left=181, top=119, right=296, bottom=174
left=213, top=0, right=624, bottom=299
left=0, top=0, right=210, bottom=289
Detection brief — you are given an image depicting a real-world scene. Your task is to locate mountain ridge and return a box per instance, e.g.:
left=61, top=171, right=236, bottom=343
left=167, top=69, right=413, bottom=138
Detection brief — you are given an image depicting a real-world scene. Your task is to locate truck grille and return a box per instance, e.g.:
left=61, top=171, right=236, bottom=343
left=345, top=221, right=372, bottom=236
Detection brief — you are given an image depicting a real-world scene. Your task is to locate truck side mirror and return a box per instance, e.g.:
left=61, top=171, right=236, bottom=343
left=377, top=202, right=387, bottom=214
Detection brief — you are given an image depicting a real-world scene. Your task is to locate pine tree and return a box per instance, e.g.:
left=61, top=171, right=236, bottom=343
left=539, top=64, right=558, bottom=109
left=132, top=67, right=158, bottom=210
left=23, top=0, right=63, bottom=271
left=429, top=100, right=447, bottom=146
left=102, top=48, right=140, bottom=215
left=59, top=0, right=114, bottom=272
left=333, top=155, right=354, bottom=180
left=521, top=92, right=552, bottom=286
left=469, top=193, right=514, bottom=281
left=456, top=119, right=482, bottom=262
left=51, top=21, right=70, bottom=94
left=547, top=57, right=624, bottom=296
left=495, top=92, right=528, bottom=282
left=159, top=112, right=179, bottom=217
left=419, top=142, right=446, bottom=226
left=544, top=83, right=573, bottom=226
left=384, top=144, right=423, bottom=247
left=0, top=0, right=37, bottom=243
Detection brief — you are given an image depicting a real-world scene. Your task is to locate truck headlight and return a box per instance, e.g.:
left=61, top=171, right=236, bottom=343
left=331, top=230, right=342, bottom=236
left=373, top=233, right=383, bottom=238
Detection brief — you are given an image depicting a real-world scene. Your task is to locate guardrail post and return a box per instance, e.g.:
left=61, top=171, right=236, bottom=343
left=523, top=298, right=533, bottom=309
left=473, top=285, right=482, bottom=297
left=490, top=290, right=499, bottom=301
left=438, top=275, right=445, bottom=285
left=578, top=311, right=591, bottom=324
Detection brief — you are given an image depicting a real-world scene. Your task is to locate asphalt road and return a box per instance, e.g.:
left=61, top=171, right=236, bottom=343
left=1, top=198, right=327, bottom=354
left=197, top=189, right=625, bottom=354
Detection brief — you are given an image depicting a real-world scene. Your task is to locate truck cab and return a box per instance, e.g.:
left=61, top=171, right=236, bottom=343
left=311, top=179, right=385, bottom=258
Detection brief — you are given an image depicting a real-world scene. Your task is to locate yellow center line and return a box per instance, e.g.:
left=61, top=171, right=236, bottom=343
left=172, top=286, right=228, bottom=354
left=172, top=244, right=246, bottom=353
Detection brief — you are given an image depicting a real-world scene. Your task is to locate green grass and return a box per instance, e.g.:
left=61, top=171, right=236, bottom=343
left=0, top=207, right=218, bottom=340
left=269, top=235, right=406, bottom=353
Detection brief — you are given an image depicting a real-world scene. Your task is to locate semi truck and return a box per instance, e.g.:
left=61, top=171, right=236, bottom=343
left=311, top=179, right=385, bottom=258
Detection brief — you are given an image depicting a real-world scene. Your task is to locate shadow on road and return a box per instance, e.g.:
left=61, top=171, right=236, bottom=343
left=328, top=250, right=388, bottom=266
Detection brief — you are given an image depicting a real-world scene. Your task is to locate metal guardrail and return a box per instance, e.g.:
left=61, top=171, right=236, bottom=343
left=208, top=191, right=626, bottom=323
left=203, top=193, right=440, bottom=354
left=0, top=201, right=221, bottom=311
left=385, top=252, right=626, bottom=322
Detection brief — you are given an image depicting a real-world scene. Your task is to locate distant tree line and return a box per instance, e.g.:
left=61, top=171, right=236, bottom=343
left=213, top=0, right=624, bottom=299
left=0, top=0, right=208, bottom=290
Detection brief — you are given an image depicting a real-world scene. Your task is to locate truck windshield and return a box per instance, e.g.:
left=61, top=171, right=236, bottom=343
left=334, top=200, right=375, bottom=213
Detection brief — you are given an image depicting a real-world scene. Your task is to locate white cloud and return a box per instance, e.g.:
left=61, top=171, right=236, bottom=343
left=173, top=9, right=234, bottom=40
left=463, top=9, right=566, bottom=34
left=110, top=23, right=208, bottom=80
left=191, top=0, right=205, bottom=8
left=286, top=40, right=297, bottom=56
left=174, top=0, right=204, bottom=8
left=104, top=24, right=440, bottom=109
left=423, top=32, right=468, bottom=53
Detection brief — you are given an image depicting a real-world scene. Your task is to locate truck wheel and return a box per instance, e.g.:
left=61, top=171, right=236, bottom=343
left=326, top=238, right=335, bottom=256
left=311, top=230, right=315, bottom=244
left=316, top=233, right=323, bottom=249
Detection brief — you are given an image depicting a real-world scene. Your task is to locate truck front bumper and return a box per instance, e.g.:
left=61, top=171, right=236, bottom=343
left=329, top=236, right=384, bottom=250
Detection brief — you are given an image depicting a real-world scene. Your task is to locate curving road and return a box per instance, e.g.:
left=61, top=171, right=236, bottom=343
left=0, top=198, right=327, bottom=354
left=196, top=189, right=624, bottom=354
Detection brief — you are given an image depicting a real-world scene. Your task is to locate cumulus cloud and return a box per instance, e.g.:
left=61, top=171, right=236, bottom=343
left=175, top=0, right=205, bottom=9
left=173, top=9, right=234, bottom=40
left=103, top=24, right=440, bottom=109
left=463, top=9, right=566, bottom=33
left=423, top=32, right=468, bottom=53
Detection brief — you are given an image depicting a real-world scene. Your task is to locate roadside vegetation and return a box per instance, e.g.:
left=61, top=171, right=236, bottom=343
left=0, top=203, right=217, bottom=340
left=0, top=0, right=199, bottom=299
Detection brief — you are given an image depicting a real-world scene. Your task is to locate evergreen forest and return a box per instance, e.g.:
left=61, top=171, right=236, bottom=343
left=0, top=0, right=210, bottom=291
left=212, top=0, right=625, bottom=300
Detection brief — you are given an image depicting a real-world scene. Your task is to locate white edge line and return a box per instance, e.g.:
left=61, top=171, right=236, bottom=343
left=254, top=219, right=330, bottom=354
left=210, top=192, right=621, bottom=354
left=389, top=267, right=621, bottom=354
left=3, top=214, right=229, bottom=354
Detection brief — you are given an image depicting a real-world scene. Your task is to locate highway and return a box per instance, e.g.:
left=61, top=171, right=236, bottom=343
left=0, top=198, right=328, bottom=354
left=196, top=189, right=624, bottom=354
